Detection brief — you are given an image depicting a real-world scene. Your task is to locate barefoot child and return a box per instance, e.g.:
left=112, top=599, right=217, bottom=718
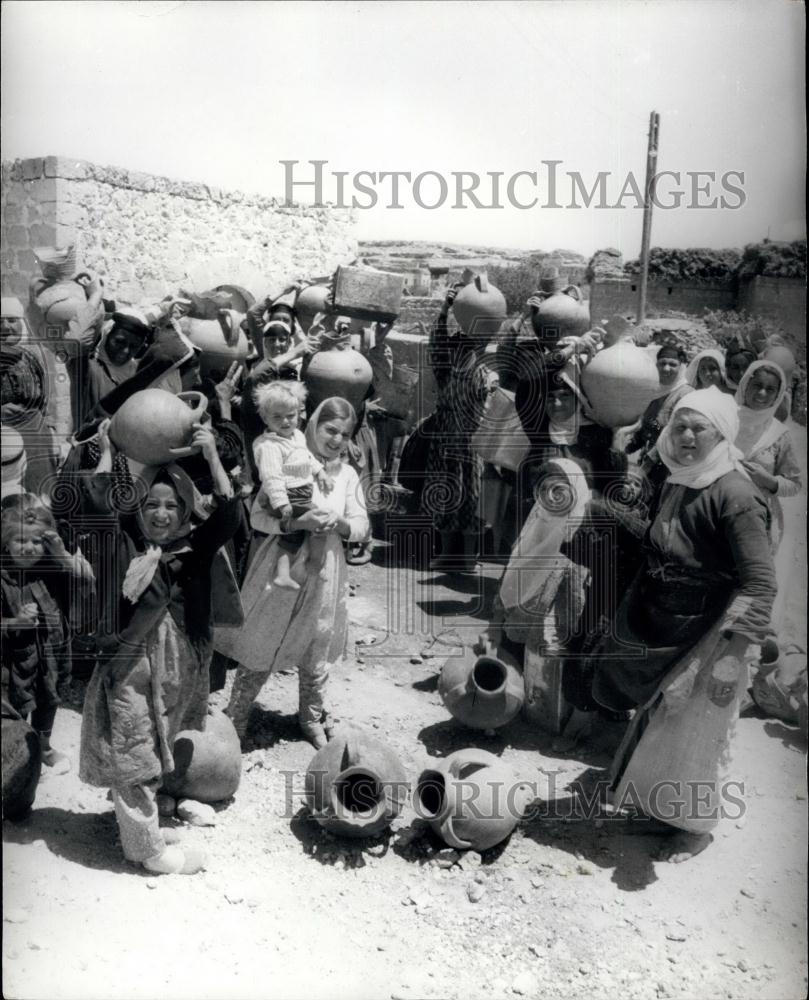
left=79, top=418, right=240, bottom=875
left=252, top=382, right=333, bottom=589
left=1, top=494, right=95, bottom=770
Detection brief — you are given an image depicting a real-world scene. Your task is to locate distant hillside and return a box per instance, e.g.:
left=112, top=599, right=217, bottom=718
left=357, top=240, right=587, bottom=274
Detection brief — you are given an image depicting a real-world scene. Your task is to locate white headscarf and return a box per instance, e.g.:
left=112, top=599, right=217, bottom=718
left=499, top=457, right=591, bottom=612
left=1, top=427, right=27, bottom=500
left=734, top=360, right=788, bottom=458
left=656, top=386, right=746, bottom=489
left=685, top=348, right=726, bottom=390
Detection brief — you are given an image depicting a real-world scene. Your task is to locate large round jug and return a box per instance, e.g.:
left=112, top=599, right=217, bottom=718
left=451, top=273, right=507, bottom=338
left=439, top=633, right=524, bottom=731
left=305, top=727, right=409, bottom=838
left=32, top=280, right=88, bottom=326
left=2, top=713, right=42, bottom=820
left=108, top=388, right=208, bottom=465
left=581, top=341, right=660, bottom=428
left=415, top=749, right=534, bottom=851
left=162, top=708, right=242, bottom=803
left=304, top=347, right=373, bottom=412
left=180, top=314, right=250, bottom=380
left=530, top=285, right=590, bottom=344
left=295, top=284, right=332, bottom=333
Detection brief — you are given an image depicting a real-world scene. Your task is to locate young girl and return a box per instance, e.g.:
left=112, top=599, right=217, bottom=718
left=252, top=381, right=333, bottom=589
left=734, top=360, right=802, bottom=552
left=1, top=493, right=94, bottom=771
left=685, top=348, right=729, bottom=393
left=79, top=419, right=240, bottom=875
left=220, top=397, right=369, bottom=749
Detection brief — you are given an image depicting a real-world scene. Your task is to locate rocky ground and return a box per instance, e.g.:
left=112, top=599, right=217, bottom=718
left=3, top=429, right=807, bottom=1000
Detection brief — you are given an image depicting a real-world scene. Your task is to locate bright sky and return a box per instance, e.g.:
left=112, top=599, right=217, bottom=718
left=1, top=0, right=806, bottom=257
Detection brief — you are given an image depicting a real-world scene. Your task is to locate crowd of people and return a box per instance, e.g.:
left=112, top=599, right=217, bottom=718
left=1, top=257, right=806, bottom=876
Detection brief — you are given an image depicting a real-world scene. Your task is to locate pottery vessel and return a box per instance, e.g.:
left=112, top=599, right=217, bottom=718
left=162, top=708, right=242, bottom=803
left=109, top=388, right=208, bottom=465
left=2, top=714, right=42, bottom=820
left=581, top=341, right=660, bottom=428
left=439, top=633, right=524, bottom=731
left=295, top=284, right=332, bottom=333
left=530, top=285, right=590, bottom=343
left=304, top=346, right=373, bottom=412
left=415, top=748, right=534, bottom=851
left=452, top=273, right=507, bottom=338
left=305, top=728, right=409, bottom=838
left=181, top=314, right=250, bottom=379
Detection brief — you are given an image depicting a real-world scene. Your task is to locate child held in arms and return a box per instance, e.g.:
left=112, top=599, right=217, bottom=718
left=253, top=382, right=333, bottom=589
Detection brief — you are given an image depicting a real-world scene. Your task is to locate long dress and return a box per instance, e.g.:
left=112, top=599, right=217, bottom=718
left=420, top=317, right=488, bottom=534
left=739, top=421, right=802, bottom=552
left=589, top=470, right=776, bottom=833
left=218, top=464, right=369, bottom=727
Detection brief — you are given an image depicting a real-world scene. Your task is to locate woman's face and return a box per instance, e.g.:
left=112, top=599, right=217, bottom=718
left=726, top=352, right=754, bottom=386
left=547, top=387, right=578, bottom=423
left=696, top=358, right=723, bottom=388
left=141, top=483, right=184, bottom=544
left=263, top=331, right=291, bottom=360
left=669, top=408, right=723, bottom=464
left=656, top=353, right=681, bottom=385
left=105, top=328, right=140, bottom=367
left=0, top=316, right=24, bottom=348
left=744, top=368, right=782, bottom=411
left=314, top=416, right=352, bottom=460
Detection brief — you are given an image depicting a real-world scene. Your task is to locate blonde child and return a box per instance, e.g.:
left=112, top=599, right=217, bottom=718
left=252, top=382, right=333, bottom=589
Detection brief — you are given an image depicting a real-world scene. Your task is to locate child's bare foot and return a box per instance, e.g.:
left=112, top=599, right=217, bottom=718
left=656, top=831, right=713, bottom=863
left=273, top=572, right=300, bottom=590
left=41, top=748, right=71, bottom=774
left=142, top=845, right=207, bottom=875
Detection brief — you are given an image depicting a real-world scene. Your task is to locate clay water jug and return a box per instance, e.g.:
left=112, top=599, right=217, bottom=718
left=108, top=388, right=208, bottom=465
left=304, top=346, right=373, bottom=412
left=581, top=341, right=660, bottom=428
left=415, top=749, right=534, bottom=851
left=2, top=711, right=42, bottom=820
left=439, top=633, right=524, bottom=731
left=451, top=273, right=507, bottom=338
left=32, top=280, right=88, bottom=326
left=162, top=708, right=242, bottom=803
left=530, top=285, right=590, bottom=343
left=295, top=284, right=332, bottom=333
left=180, top=313, right=250, bottom=379
left=305, top=728, right=409, bottom=838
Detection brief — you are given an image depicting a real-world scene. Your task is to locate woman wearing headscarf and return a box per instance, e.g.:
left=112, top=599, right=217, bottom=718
left=724, top=340, right=758, bottom=393
left=684, top=348, right=730, bottom=393
left=734, top=360, right=802, bottom=553
left=78, top=419, right=241, bottom=876
left=588, top=387, right=777, bottom=861
left=623, top=343, right=691, bottom=462
left=221, top=397, right=369, bottom=749
left=83, top=310, right=152, bottom=424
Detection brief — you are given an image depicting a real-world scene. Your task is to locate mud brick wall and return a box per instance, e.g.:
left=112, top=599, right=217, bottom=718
left=1, top=156, right=357, bottom=306
left=738, top=276, right=806, bottom=352
left=589, top=277, right=736, bottom=322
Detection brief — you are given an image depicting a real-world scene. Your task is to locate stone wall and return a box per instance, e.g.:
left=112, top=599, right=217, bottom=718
left=1, top=156, right=357, bottom=305
left=738, top=276, right=806, bottom=350
left=589, top=277, right=737, bottom=322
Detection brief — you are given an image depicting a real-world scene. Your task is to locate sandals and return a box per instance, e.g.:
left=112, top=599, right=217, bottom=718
left=346, top=543, right=373, bottom=565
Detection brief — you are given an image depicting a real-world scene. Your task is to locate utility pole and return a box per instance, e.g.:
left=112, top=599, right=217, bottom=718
left=637, top=111, right=660, bottom=325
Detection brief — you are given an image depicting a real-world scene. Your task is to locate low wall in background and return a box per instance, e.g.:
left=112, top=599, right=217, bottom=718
left=1, top=156, right=357, bottom=305
left=738, top=276, right=807, bottom=353
left=589, top=277, right=737, bottom=323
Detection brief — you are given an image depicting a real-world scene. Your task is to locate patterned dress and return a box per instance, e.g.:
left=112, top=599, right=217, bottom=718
left=420, top=318, right=488, bottom=533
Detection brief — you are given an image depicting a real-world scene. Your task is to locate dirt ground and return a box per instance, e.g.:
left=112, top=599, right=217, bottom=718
left=3, top=426, right=807, bottom=1000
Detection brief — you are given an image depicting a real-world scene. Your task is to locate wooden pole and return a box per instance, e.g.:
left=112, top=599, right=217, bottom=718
left=637, top=111, right=660, bottom=325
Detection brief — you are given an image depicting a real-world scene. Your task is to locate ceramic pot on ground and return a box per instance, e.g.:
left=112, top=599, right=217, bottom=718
left=451, top=273, right=507, bottom=338
left=2, top=712, right=42, bottom=820
left=162, top=708, right=242, bottom=803
left=580, top=341, right=660, bottom=428
left=439, top=633, right=524, bottom=731
left=304, top=728, right=409, bottom=838
left=414, top=748, right=535, bottom=851
left=108, top=388, right=208, bottom=465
